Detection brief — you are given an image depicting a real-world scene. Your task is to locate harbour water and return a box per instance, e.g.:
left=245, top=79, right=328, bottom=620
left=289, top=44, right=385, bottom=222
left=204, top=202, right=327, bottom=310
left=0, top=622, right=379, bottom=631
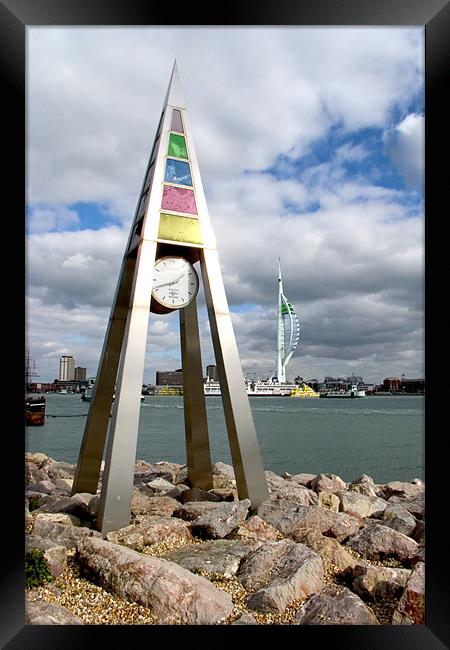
left=25, top=394, right=424, bottom=485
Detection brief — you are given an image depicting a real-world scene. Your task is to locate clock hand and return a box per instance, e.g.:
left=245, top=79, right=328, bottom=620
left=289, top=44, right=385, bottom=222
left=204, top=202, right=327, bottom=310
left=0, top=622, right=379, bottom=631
left=153, top=272, right=186, bottom=290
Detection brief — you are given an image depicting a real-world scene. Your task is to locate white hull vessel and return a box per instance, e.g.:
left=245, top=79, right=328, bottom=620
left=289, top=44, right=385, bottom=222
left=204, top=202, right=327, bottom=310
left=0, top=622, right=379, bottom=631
left=320, top=384, right=366, bottom=398
left=204, top=380, right=297, bottom=397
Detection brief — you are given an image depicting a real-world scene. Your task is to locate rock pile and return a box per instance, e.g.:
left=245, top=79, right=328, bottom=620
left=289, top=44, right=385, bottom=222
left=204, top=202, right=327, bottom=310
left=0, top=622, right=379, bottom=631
left=25, top=453, right=425, bottom=625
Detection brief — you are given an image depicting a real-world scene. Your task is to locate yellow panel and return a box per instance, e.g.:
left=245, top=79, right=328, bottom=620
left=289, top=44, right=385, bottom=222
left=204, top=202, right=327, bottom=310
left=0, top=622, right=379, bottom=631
left=158, top=213, right=202, bottom=245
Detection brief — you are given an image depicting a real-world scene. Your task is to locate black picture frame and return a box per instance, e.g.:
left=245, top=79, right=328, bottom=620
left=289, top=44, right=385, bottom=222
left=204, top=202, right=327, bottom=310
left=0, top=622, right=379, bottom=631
left=4, top=0, right=448, bottom=647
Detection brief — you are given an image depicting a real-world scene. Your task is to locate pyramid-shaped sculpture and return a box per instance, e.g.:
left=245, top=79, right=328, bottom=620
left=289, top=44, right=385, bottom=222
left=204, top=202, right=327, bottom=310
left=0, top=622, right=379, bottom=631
left=72, top=62, right=269, bottom=534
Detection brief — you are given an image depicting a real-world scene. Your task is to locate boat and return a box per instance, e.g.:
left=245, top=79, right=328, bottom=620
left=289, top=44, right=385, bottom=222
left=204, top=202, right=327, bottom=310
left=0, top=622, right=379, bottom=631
left=320, top=384, right=366, bottom=398
left=25, top=394, right=46, bottom=426
left=290, top=383, right=320, bottom=398
left=25, top=352, right=46, bottom=425
left=204, top=379, right=297, bottom=397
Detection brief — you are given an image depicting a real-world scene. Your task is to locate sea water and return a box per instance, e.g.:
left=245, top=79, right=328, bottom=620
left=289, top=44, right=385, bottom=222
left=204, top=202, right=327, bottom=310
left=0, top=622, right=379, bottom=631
left=25, top=394, right=424, bottom=484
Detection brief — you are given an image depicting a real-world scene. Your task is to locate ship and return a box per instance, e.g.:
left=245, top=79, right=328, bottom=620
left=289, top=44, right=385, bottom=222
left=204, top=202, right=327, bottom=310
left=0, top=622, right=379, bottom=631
left=25, top=352, right=46, bottom=426
left=320, top=384, right=366, bottom=398
left=204, top=378, right=297, bottom=397
left=290, top=383, right=320, bottom=398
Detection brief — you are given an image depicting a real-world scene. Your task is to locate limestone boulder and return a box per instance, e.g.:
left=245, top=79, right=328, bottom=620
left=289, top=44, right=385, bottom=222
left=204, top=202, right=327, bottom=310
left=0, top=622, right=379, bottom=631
left=234, top=515, right=280, bottom=542
left=381, top=481, right=424, bottom=501
left=317, top=491, right=340, bottom=512
left=345, top=522, right=418, bottom=564
left=190, top=499, right=251, bottom=539
left=32, top=518, right=102, bottom=549
left=26, top=534, right=67, bottom=577
left=26, top=599, right=83, bottom=625
left=287, top=473, right=316, bottom=488
left=288, top=506, right=362, bottom=543
left=381, top=502, right=417, bottom=537
left=237, top=539, right=324, bottom=614
left=351, top=564, right=412, bottom=600
left=174, top=501, right=224, bottom=522
left=337, top=491, right=388, bottom=519
left=167, top=539, right=258, bottom=578
left=388, top=493, right=425, bottom=520
left=301, top=530, right=362, bottom=574
left=348, top=474, right=378, bottom=498
left=106, top=516, right=193, bottom=549
left=310, top=473, right=347, bottom=494
left=76, top=537, right=234, bottom=624
left=294, top=585, right=380, bottom=625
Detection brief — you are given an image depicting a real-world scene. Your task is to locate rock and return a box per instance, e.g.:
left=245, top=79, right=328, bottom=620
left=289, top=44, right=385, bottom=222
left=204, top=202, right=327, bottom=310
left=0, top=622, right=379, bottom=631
left=257, top=495, right=309, bottom=536
left=179, top=487, right=222, bottom=504
left=294, top=585, right=380, bottom=625
left=53, top=478, right=73, bottom=493
left=310, top=473, right=347, bottom=494
left=208, top=488, right=237, bottom=501
left=234, top=515, right=280, bottom=542
left=147, top=477, right=183, bottom=498
left=76, top=537, right=234, bottom=624
left=26, top=452, right=50, bottom=467
left=348, top=474, right=378, bottom=498
left=167, top=539, right=257, bottom=578
left=381, top=481, right=424, bottom=500
left=338, top=491, right=388, bottom=519
left=265, top=470, right=286, bottom=491
left=232, top=613, right=258, bottom=624
left=317, top=491, right=340, bottom=512
left=25, top=462, right=48, bottom=486
left=174, top=501, right=223, bottom=522
left=26, top=480, right=56, bottom=495
left=271, top=481, right=318, bottom=506
left=131, top=491, right=181, bottom=517
left=345, top=522, right=418, bottom=564
left=289, top=507, right=362, bottom=543
left=388, top=493, right=425, bottom=520
left=381, top=502, right=417, bottom=537
left=33, top=512, right=81, bottom=527
left=238, top=540, right=324, bottom=614
left=351, top=564, right=411, bottom=600
left=31, top=493, right=95, bottom=521
left=106, top=516, right=193, bottom=549
left=213, top=462, right=235, bottom=479
left=301, top=530, right=361, bottom=574
left=392, top=561, right=425, bottom=624
left=411, top=520, right=425, bottom=545
left=26, top=534, right=67, bottom=577
left=190, top=499, right=251, bottom=539
left=26, top=599, right=83, bottom=625
left=32, top=519, right=102, bottom=549
left=288, top=473, right=316, bottom=488
left=46, top=461, right=76, bottom=480
left=25, top=492, right=56, bottom=510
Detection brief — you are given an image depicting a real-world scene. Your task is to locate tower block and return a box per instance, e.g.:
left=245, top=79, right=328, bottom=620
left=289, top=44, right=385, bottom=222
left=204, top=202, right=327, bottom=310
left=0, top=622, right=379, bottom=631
left=72, top=62, right=269, bottom=534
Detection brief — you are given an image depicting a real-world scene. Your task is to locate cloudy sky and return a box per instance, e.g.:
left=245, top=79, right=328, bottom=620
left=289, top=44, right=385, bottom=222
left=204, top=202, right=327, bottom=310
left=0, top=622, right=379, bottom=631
left=26, top=27, right=424, bottom=385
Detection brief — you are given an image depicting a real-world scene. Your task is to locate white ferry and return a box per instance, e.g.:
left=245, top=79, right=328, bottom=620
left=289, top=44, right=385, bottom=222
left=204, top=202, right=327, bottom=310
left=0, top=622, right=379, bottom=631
left=320, top=384, right=366, bottom=398
left=204, top=379, right=297, bottom=397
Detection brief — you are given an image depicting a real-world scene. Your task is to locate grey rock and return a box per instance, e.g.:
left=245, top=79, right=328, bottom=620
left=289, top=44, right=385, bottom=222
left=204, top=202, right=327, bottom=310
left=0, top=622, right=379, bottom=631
left=26, top=452, right=50, bottom=468
left=32, top=518, right=101, bottom=549
left=33, top=512, right=81, bottom=527
left=270, top=481, right=318, bottom=506
left=174, top=501, right=223, bottom=522
left=26, top=599, right=83, bottom=625
left=76, top=537, right=234, bottom=624
left=231, top=613, right=258, bottom=624
left=348, top=474, right=378, bottom=498
left=317, top=491, right=340, bottom=512
left=25, top=462, right=49, bottom=486
left=179, top=487, right=222, bottom=504
left=167, top=539, right=258, bottom=578
left=351, top=564, right=411, bottom=600
left=106, top=516, right=193, bottom=549
left=31, top=493, right=95, bottom=521
left=338, top=491, right=388, bottom=519
left=294, top=585, right=380, bottom=625
left=240, top=540, right=324, bottom=614
left=26, top=480, right=56, bottom=495
left=190, top=499, right=251, bottom=539
left=213, top=462, right=235, bottom=479
left=289, top=507, right=362, bottom=543
left=46, top=461, right=76, bottom=480
left=26, top=534, right=67, bottom=577
left=381, top=481, right=424, bottom=500
left=381, top=502, right=417, bottom=537
left=388, top=493, right=425, bottom=520
left=345, top=522, right=418, bottom=564
left=288, top=473, right=316, bottom=488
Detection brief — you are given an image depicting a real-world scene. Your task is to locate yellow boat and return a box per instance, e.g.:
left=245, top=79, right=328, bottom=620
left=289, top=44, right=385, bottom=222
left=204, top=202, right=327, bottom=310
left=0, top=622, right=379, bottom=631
left=290, top=383, right=320, bottom=398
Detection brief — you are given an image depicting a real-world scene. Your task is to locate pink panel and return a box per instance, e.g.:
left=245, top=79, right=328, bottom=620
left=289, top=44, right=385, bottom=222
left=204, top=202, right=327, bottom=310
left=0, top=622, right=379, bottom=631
left=161, top=185, right=197, bottom=214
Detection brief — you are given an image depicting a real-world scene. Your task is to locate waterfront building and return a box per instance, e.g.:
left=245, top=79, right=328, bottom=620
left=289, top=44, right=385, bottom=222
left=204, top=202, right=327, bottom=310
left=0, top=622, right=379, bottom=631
left=75, top=366, right=87, bottom=381
left=206, top=364, right=218, bottom=381
left=155, top=369, right=183, bottom=386
left=59, top=355, right=75, bottom=381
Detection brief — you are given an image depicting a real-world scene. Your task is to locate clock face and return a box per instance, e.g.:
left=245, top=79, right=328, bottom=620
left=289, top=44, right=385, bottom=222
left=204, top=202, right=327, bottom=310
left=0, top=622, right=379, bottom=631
left=151, top=256, right=199, bottom=310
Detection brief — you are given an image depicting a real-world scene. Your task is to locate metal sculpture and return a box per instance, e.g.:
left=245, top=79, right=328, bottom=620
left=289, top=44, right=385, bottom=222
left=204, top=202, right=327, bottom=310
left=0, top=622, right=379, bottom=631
left=71, top=61, right=269, bottom=533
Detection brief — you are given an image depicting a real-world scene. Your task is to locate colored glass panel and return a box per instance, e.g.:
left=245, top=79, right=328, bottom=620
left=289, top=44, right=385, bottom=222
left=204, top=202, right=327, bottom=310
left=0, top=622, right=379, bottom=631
left=158, top=213, right=202, bottom=245
left=164, top=159, right=193, bottom=186
left=171, top=109, right=184, bottom=133
left=161, top=185, right=197, bottom=214
left=168, top=133, right=188, bottom=159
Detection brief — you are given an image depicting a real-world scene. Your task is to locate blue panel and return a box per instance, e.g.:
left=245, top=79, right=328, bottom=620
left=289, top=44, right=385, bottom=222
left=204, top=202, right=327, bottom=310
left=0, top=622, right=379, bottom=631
left=164, top=159, right=193, bottom=186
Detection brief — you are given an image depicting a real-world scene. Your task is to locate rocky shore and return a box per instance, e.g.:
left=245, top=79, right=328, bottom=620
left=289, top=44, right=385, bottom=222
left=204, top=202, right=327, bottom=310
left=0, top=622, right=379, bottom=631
left=25, top=452, right=425, bottom=625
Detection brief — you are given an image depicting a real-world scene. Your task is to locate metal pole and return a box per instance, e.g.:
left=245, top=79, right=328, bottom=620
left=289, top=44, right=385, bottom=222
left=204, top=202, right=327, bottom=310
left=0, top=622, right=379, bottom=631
left=180, top=297, right=213, bottom=490
left=200, top=247, right=269, bottom=510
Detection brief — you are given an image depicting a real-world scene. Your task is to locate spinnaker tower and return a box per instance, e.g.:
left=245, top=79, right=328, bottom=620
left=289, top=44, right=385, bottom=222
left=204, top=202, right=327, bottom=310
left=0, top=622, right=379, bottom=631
left=276, top=260, right=300, bottom=383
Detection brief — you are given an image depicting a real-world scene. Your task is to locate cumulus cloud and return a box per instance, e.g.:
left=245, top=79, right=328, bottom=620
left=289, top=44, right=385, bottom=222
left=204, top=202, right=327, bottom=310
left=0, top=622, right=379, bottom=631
left=25, top=27, right=425, bottom=384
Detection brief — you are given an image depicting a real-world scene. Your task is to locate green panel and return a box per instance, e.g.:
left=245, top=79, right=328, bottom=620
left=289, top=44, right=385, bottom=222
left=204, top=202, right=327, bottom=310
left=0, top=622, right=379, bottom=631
left=168, top=133, right=188, bottom=159
left=158, top=213, right=202, bottom=245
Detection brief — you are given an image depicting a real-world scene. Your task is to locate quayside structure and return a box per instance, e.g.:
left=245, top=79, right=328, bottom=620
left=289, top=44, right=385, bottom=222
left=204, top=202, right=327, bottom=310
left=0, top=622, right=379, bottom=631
left=275, top=260, right=300, bottom=383
left=71, top=61, right=269, bottom=533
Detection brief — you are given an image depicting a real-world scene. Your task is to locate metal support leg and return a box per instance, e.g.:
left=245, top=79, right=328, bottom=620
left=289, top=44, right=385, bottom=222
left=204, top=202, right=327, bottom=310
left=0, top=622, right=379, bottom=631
left=72, top=256, right=136, bottom=495
left=180, top=297, right=213, bottom=490
left=200, top=248, right=269, bottom=509
left=96, top=240, right=157, bottom=534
